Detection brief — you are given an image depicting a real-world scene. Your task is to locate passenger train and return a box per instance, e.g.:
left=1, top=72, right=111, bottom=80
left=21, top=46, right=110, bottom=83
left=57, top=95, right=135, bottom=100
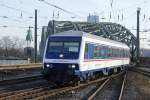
left=42, top=30, right=130, bottom=85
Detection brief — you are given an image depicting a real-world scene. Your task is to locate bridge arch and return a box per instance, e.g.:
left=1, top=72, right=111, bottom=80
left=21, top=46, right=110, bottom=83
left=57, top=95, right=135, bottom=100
left=41, top=21, right=137, bottom=62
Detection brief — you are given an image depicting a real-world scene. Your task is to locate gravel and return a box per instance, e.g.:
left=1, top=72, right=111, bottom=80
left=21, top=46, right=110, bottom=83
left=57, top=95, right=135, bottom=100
left=122, top=71, right=150, bottom=100
left=93, top=74, right=124, bottom=100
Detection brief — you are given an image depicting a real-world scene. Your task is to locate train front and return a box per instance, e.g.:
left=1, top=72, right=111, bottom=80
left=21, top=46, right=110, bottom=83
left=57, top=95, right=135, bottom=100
left=42, top=35, right=81, bottom=84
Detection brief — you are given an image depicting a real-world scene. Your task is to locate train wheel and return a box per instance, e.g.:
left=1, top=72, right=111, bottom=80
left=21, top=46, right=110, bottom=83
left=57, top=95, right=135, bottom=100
left=99, top=71, right=103, bottom=77
left=102, top=68, right=109, bottom=76
left=72, top=80, right=80, bottom=86
left=55, top=81, right=63, bottom=86
left=108, top=69, right=113, bottom=75
left=113, top=68, right=118, bottom=73
left=72, top=77, right=80, bottom=86
left=117, top=67, right=121, bottom=73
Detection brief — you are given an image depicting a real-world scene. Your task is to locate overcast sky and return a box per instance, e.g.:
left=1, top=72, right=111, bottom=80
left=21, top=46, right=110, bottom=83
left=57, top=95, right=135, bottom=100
left=0, top=0, right=150, bottom=48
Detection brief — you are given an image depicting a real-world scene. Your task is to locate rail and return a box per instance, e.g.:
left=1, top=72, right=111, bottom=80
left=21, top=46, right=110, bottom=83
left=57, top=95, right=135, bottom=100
left=0, top=74, right=43, bottom=86
left=118, top=72, right=127, bottom=100
left=0, top=71, right=125, bottom=100
left=32, top=71, right=125, bottom=100
left=0, top=63, right=42, bottom=70
left=88, top=79, right=110, bottom=100
left=130, top=67, right=150, bottom=77
left=87, top=72, right=126, bottom=100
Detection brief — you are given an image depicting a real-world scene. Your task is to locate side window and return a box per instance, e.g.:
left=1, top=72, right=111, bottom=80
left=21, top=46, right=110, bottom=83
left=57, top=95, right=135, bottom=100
left=104, top=46, right=108, bottom=58
left=93, top=45, right=98, bottom=58
left=84, top=43, right=94, bottom=59
left=88, top=43, right=94, bottom=59
left=120, top=49, right=122, bottom=57
left=93, top=45, right=100, bottom=58
left=117, top=49, right=119, bottom=57
left=122, top=49, right=124, bottom=57
left=118, top=49, right=120, bottom=57
left=101, top=46, right=105, bottom=58
left=125, top=50, right=127, bottom=57
left=108, top=47, right=111, bottom=57
left=113, top=48, right=115, bottom=57
left=110, top=47, right=113, bottom=57
left=99, top=46, right=101, bottom=57
left=127, top=50, right=130, bottom=57
left=112, top=48, right=114, bottom=57
left=123, top=49, right=125, bottom=57
left=84, top=43, right=88, bottom=59
left=115, top=48, right=118, bottom=57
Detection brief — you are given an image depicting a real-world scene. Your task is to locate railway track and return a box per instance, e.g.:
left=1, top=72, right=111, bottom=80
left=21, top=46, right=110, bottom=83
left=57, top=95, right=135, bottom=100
left=129, top=67, right=150, bottom=77
left=0, top=71, right=125, bottom=100
left=0, top=63, right=41, bottom=70
left=0, top=74, right=47, bottom=95
left=0, top=66, right=42, bottom=81
left=47, top=71, right=126, bottom=100
left=0, top=74, right=43, bottom=86
left=87, top=72, right=126, bottom=100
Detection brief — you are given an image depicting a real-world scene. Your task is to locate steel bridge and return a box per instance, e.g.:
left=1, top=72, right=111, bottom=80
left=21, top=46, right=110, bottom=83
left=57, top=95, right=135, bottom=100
left=40, top=21, right=137, bottom=62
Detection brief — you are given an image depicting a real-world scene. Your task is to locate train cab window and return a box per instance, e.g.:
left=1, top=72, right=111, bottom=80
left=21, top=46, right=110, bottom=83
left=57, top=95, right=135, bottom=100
left=64, top=42, right=79, bottom=53
left=48, top=42, right=63, bottom=53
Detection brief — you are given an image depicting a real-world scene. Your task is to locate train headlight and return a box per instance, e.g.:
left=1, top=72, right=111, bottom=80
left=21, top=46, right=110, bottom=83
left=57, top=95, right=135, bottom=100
left=71, top=65, right=76, bottom=68
left=46, top=64, right=53, bottom=68
left=46, top=64, right=50, bottom=68
left=68, top=64, right=76, bottom=68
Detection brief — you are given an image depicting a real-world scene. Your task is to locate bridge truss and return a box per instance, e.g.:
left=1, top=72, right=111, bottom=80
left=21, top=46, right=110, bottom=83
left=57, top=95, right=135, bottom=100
left=46, top=21, right=137, bottom=62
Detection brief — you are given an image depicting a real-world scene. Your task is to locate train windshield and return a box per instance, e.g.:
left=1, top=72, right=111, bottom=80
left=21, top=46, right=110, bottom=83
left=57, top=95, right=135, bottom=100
left=46, top=37, right=81, bottom=59
left=47, top=42, right=79, bottom=53
left=48, top=42, right=63, bottom=53
left=64, top=42, right=79, bottom=53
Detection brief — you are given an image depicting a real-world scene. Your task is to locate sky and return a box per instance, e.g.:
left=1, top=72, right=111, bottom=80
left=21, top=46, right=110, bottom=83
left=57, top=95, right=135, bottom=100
left=0, top=0, right=150, bottom=48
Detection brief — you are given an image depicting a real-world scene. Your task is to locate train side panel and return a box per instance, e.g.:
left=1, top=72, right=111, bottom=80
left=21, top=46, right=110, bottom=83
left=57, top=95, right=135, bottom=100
left=79, top=36, right=130, bottom=73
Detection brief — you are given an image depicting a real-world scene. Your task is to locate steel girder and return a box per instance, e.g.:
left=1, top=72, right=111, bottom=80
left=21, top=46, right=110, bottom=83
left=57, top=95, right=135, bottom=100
left=47, top=21, right=137, bottom=61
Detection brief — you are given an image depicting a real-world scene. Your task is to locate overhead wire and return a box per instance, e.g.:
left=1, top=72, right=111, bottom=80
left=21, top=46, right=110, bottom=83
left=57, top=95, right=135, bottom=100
left=109, top=0, right=117, bottom=22
left=40, top=0, right=82, bottom=18
left=0, top=3, right=31, bottom=14
left=0, top=0, right=150, bottom=30
left=98, top=0, right=150, bottom=23
left=0, top=3, right=52, bottom=20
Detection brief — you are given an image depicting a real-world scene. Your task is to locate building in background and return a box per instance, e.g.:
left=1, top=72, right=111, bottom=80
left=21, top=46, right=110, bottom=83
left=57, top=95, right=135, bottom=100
left=39, top=26, right=48, bottom=58
left=87, top=14, right=99, bottom=23
left=140, top=32, right=150, bottom=57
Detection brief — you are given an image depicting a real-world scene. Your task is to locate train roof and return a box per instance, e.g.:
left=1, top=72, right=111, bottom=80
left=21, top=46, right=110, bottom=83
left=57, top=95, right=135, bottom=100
left=50, top=30, right=129, bottom=49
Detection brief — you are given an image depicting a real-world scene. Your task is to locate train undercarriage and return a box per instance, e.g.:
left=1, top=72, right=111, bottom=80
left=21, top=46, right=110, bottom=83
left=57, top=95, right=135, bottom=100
left=42, top=66, right=125, bottom=86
